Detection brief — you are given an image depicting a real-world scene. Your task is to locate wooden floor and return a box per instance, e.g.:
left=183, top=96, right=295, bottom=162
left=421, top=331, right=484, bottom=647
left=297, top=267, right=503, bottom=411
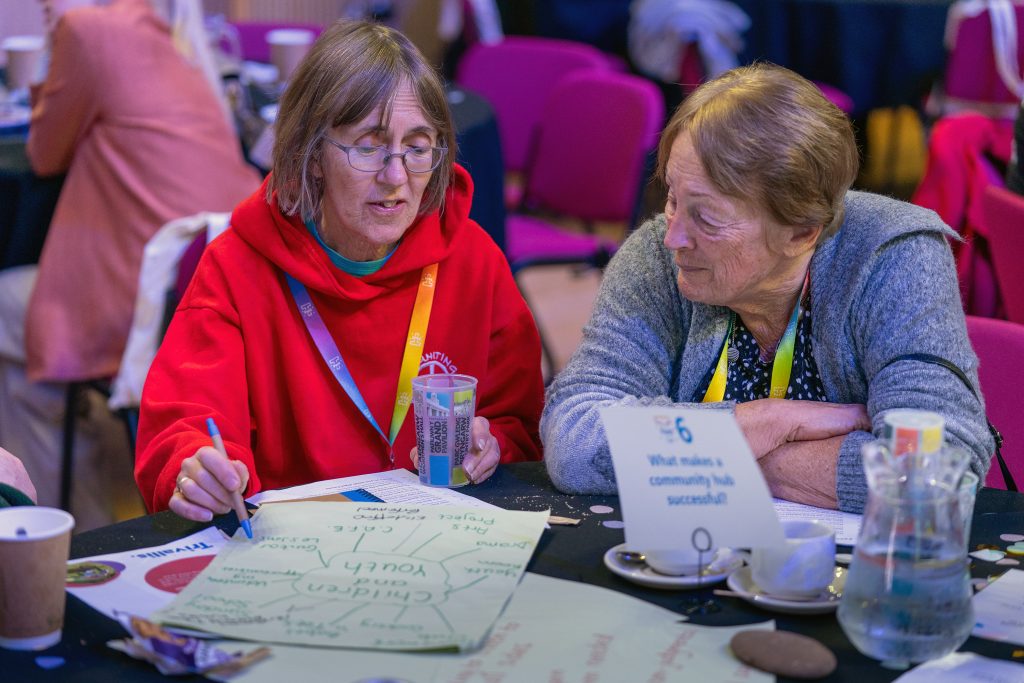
left=516, top=265, right=602, bottom=381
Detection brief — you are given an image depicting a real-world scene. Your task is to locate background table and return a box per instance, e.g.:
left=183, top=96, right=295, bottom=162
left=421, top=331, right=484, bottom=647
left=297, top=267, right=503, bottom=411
left=0, top=134, right=62, bottom=270
left=3, top=461, right=1021, bottom=681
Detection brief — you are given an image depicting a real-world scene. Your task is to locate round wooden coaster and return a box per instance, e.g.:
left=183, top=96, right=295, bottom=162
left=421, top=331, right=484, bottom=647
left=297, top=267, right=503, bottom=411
left=730, top=630, right=837, bottom=679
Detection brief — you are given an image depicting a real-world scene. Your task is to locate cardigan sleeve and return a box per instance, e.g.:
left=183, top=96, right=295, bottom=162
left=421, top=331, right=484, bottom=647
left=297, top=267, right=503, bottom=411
left=835, top=230, right=994, bottom=513
left=541, top=220, right=719, bottom=495
left=26, top=15, right=101, bottom=176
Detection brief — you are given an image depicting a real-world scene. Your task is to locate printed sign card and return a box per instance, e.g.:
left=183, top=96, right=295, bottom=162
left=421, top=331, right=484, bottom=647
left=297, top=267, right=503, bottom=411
left=600, top=406, right=784, bottom=553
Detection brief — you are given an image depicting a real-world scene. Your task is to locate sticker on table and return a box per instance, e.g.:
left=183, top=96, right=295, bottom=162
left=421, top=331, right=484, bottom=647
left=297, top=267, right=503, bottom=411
left=67, top=560, right=125, bottom=587
left=144, top=555, right=216, bottom=593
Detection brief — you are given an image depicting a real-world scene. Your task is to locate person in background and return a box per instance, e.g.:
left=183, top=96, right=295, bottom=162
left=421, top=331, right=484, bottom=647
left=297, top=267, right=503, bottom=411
left=542, top=63, right=993, bottom=513
left=0, top=0, right=260, bottom=530
left=135, top=20, right=543, bottom=521
left=0, top=448, right=37, bottom=508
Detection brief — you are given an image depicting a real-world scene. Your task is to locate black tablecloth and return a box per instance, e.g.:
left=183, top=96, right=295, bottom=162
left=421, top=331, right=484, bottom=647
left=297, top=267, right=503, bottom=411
left=449, top=86, right=505, bottom=253
left=2, top=461, right=1021, bottom=681
left=0, top=135, right=62, bottom=270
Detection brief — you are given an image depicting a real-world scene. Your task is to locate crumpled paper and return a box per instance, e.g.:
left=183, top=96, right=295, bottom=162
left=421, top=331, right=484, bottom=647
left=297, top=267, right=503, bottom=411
left=108, top=613, right=270, bottom=677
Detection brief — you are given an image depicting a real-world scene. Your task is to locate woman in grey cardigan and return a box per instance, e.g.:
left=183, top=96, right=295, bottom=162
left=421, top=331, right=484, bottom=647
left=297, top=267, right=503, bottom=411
left=541, top=63, right=993, bottom=513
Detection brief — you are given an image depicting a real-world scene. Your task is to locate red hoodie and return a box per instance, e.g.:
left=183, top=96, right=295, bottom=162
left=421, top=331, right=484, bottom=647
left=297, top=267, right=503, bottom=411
left=135, top=166, right=543, bottom=512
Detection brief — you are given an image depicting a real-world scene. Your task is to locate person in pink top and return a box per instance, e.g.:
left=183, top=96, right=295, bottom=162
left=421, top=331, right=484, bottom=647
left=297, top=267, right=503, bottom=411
left=0, top=0, right=260, bottom=529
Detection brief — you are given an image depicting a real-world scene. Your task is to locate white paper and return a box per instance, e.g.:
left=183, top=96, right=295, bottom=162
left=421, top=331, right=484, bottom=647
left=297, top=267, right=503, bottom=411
left=247, top=468, right=497, bottom=509
left=893, top=652, right=1024, bottom=682
left=600, top=406, right=785, bottom=553
left=152, top=503, right=549, bottom=652
left=972, top=568, right=1024, bottom=646
left=213, top=573, right=774, bottom=683
left=67, top=527, right=228, bottom=622
left=773, top=498, right=862, bottom=545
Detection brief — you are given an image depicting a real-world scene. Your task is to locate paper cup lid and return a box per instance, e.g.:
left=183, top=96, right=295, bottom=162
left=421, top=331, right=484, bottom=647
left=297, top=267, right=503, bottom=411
left=2, top=35, right=45, bottom=51
left=0, top=507, right=74, bottom=541
left=266, top=29, right=315, bottom=46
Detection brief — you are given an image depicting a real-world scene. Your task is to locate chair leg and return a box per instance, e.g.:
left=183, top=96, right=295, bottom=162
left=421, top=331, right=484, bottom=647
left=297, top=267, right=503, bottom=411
left=119, top=408, right=139, bottom=457
left=60, top=382, right=79, bottom=512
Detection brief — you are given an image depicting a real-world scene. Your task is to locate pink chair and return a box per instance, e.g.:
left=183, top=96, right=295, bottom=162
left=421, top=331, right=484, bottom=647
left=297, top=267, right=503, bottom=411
left=981, top=185, right=1024, bottom=324
left=966, top=315, right=1024, bottom=489
left=455, top=36, right=614, bottom=179
left=939, top=2, right=1024, bottom=117
left=505, top=69, right=664, bottom=378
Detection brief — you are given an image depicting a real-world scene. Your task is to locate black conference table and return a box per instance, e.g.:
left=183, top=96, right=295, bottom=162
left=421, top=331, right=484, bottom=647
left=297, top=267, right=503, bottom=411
left=3, top=461, right=1022, bottom=681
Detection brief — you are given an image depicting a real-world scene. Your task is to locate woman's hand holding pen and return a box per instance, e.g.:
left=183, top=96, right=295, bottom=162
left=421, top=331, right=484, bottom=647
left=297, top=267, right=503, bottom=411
left=169, top=446, right=250, bottom=522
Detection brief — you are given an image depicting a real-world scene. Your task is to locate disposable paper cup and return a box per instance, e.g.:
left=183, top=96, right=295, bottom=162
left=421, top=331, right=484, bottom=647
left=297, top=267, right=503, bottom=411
left=2, top=35, right=45, bottom=91
left=266, top=29, right=314, bottom=83
left=412, top=374, right=477, bottom=488
left=0, top=507, right=74, bottom=650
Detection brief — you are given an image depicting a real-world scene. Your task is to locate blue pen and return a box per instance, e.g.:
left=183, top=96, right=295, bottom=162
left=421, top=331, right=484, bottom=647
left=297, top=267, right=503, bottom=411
left=206, top=417, right=253, bottom=539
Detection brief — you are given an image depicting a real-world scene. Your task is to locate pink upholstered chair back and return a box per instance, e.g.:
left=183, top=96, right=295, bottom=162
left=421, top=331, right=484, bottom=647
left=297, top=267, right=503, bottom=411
left=965, top=315, right=1024, bottom=489
left=944, top=3, right=1024, bottom=106
left=226, top=21, right=324, bottom=64
left=455, top=36, right=613, bottom=173
left=981, top=185, right=1024, bottom=324
left=523, top=69, right=664, bottom=223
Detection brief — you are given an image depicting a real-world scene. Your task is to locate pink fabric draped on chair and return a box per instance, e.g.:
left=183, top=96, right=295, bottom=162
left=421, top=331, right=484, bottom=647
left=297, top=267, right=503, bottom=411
left=912, top=113, right=1014, bottom=317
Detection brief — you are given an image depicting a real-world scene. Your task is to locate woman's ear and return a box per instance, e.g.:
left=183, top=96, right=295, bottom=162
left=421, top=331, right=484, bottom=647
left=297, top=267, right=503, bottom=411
left=779, top=223, right=823, bottom=258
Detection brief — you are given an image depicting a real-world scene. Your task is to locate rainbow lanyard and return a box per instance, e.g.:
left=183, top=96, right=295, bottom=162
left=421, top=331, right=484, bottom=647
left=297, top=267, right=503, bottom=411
left=285, top=264, right=439, bottom=463
left=702, top=274, right=809, bottom=403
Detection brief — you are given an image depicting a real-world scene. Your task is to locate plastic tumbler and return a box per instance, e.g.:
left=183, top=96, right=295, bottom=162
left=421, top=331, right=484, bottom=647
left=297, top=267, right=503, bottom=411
left=412, top=374, right=477, bottom=487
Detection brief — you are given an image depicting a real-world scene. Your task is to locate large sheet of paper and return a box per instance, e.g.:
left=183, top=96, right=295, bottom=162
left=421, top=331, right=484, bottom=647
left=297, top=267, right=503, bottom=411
left=247, top=468, right=497, bottom=509
left=972, top=568, right=1024, bottom=646
left=600, top=406, right=784, bottom=552
left=67, top=527, right=228, bottom=623
left=213, top=572, right=774, bottom=683
left=773, top=498, right=862, bottom=545
left=151, top=502, right=548, bottom=651
left=892, top=652, right=1024, bottom=683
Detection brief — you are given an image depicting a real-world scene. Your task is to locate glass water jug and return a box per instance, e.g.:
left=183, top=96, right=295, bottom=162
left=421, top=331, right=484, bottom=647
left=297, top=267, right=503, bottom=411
left=837, top=440, right=974, bottom=665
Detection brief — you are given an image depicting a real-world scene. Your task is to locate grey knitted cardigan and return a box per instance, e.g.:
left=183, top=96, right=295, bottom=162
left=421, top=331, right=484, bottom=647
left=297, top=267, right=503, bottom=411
left=540, top=191, right=994, bottom=513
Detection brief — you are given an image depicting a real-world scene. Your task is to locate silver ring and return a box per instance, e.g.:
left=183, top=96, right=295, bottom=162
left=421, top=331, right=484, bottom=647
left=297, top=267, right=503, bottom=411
left=176, top=475, right=190, bottom=494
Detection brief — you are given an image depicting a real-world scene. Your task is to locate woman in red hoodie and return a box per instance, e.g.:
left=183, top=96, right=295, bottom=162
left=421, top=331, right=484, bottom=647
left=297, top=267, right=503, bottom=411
left=135, top=20, right=544, bottom=520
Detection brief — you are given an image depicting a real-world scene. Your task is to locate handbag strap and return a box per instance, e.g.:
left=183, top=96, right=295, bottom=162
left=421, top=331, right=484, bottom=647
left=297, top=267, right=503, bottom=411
left=886, top=353, right=1016, bottom=491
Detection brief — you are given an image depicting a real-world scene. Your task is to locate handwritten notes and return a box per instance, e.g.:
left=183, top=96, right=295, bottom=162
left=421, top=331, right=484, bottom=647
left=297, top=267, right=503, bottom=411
left=211, top=573, right=774, bottom=683
left=972, top=568, right=1024, bottom=646
left=151, top=503, right=548, bottom=652
left=600, top=406, right=784, bottom=553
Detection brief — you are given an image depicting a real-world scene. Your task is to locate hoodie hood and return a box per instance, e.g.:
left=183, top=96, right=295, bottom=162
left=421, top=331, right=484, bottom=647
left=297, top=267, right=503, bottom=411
left=231, top=164, right=476, bottom=302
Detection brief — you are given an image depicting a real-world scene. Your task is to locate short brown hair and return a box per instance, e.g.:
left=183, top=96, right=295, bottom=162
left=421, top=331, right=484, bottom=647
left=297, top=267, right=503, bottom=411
left=269, top=20, right=456, bottom=219
left=657, top=63, right=858, bottom=242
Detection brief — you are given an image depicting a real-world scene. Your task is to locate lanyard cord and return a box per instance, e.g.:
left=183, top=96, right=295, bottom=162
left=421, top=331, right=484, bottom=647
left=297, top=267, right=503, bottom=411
left=702, top=273, right=809, bottom=403
left=285, top=264, right=439, bottom=463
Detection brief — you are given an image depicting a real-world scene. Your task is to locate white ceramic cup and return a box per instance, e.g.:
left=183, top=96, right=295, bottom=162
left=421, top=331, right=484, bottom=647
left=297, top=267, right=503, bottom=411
left=266, top=29, right=315, bottom=83
left=3, top=35, right=45, bottom=91
left=644, top=547, right=717, bottom=576
left=751, top=519, right=835, bottom=599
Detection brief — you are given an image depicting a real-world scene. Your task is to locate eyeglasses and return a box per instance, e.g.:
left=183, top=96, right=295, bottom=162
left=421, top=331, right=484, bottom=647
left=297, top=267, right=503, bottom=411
left=323, top=138, right=446, bottom=174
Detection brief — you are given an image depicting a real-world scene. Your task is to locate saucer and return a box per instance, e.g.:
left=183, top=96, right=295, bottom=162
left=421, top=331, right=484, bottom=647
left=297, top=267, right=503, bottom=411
left=725, top=565, right=846, bottom=615
left=603, top=543, right=744, bottom=590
